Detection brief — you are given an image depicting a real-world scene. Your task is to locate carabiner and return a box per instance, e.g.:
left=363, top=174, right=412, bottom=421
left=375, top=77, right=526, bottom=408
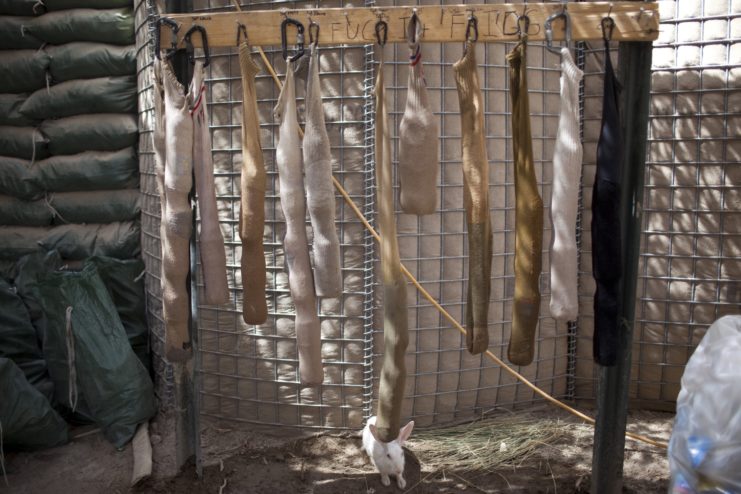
left=155, top=17, right=179, bottom=60
left=184, top=24, right=210, bottom=67
left=281, top=17, right=305, bottom=62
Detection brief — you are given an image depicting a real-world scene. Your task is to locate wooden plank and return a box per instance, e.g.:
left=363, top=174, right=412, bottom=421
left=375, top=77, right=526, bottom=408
left=157, top=2, right=659, bottom=49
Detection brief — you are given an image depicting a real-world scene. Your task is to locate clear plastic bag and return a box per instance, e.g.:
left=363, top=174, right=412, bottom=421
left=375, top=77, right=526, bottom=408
left=669, top=315, right=741, bottom=493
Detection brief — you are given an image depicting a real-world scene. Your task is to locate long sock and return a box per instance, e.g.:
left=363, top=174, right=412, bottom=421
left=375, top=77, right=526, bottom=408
left=398, top=18, right=438, bottom=215
left=274, top=62, right=323, bottom=386
left=238, top=42, right=268, bottom=325
left=453, top=42, right=492, bottom=355
left=549, top=48, right=583, bottom=321
left=302, top=44, right=342, bottom=298
left=507, top=37, right=544, bottom=366
left=374, top=50, right=409, bottom=443
left=190, top=61, right=229, bottom=306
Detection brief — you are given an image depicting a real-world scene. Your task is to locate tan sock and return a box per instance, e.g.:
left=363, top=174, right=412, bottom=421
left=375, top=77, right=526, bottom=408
left=453, top=42, right=492, bottom=355
left=238, top=43, right=268, bottom=325
left=398, top=18, right=438, bottom=215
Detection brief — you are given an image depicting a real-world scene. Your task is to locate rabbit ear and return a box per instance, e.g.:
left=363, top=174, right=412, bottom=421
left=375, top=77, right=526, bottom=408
left=369, top=423, right=381, bottom=441
left=397, top=420, right=415, bottom=445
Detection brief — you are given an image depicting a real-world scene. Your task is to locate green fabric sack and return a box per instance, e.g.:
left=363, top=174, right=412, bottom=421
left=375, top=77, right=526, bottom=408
left=41, top=113, right=138, bottom=156
left=0, top=358, right=68, bottom=450
left=20, top=75, right=137, bottom=120
left=39, top=221, right=141, bottom=260
left=0, top=49, right=51, bottom=93
left=0, top=126, right=49, bottom=161
left=50, top=189, right=140, bottom=225
left=0, top=227, right=47, bottom=260
left=47, top=42, right=136, bottom=81
left=0, top=278, right=55, bottom=402
left=0, top=94, right=38, bottom=127
left=44, top=0, right=131, bottom=10
left=38, top=262, right=155, bottom=448
left=26, top=8, right=134, bottom=45
left=0, top=16, right=43, bottom=49
left=0, top=156, right=43, bottom=200
left=86, top=256, right=149, bottom=370
left=0, top=0, right=45, bottom=16
left=0, top=195, right=53, bottom=226
left=36, top=147, right=139, bottom=192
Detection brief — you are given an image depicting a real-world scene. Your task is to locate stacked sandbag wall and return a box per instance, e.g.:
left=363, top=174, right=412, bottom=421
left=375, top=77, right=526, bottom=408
left=0, top=1, right=140, bottom=261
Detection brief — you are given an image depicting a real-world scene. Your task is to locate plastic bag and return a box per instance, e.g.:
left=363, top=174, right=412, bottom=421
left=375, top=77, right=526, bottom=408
left=668, top=315, right=741, bottom=493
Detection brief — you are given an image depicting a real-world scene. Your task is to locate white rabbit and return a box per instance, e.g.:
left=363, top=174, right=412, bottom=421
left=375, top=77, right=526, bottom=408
left=362, top=415, right=415, bottom=489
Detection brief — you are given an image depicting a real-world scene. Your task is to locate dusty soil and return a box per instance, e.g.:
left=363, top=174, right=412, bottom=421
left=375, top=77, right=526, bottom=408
left=2, top=408, right=672, bottom=494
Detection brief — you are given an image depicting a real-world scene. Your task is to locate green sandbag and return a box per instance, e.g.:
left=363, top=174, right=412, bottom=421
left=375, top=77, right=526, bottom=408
left=0, top=16, right=43, bottom=49
left=0, top=0, right=44, bottom=15
left=50, top=189, right=140, bottom=224
left=0, top=126, right=49, bottom=160
left=0, top=50, right=51, bottom=93
left=38, top=263, right=155, bottom=448
left=47, top=42, right=136, bottom=81
left=0, top=94, right=39, bottom=126
left=41, top=114, right=138, bottom=156
left=26, top=8, right=134, bottom=45
left=0, top=156, right=43, bottom=200
left=0, top=278, right=55, bottom=402
left=86, top=256, right=149, bottom=370
left=0, top=358, right=68, bottom=450
left=13, top=250, right=62, bottom=343
left=0, top=221, right=140, bottom=261
left=20, top=75, right=137, bottom=120
left=44, top=0, right=131, bottom=10
left=36, top=147, right=139, bottom=192
left=0, top=194, right=53, bottom=226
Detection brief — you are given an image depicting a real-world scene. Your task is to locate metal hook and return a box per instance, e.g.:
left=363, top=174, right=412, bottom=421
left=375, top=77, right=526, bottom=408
left=236, top=21, right=248, bottom=46
left=465, top=13, right=478, bottom=43
left=155, top=17, right=179, bottom=60
left=184, top=24, right=210, bottom=67
left=375, top=18, right=388, bottom=46
left=408, top=10, right=420, bottom=44
left=544, top=4, right=571, bottom=55
left=517, top=14, right=530, bottom=39
left=308, top=19, right=320, bottom=48
left=601, top=16, right=615, bottom=42
left=280, top=17, right=305, bottom=62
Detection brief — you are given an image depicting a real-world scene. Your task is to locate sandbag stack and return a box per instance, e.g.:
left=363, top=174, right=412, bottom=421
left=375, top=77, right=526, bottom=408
left=0, top=1, right=140, bottom=261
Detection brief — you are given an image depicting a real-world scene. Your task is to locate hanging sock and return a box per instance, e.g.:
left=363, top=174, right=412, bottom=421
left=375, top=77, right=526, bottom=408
left=190, top=60, right=229, bottom=306
left=374, top=48, right=409, bottom=443
left=238, top=42, right=268, bottom=325
left=592, top=36, right=623, bottom=366
left=302, top=43, right=342, bottom=298
left=274, top=60, right=323, bottom=386
left=453, top=41, right=492, bottom=355
left=159, top=59, right=194, bottom=363
left=549, top=47, right=584, bottom=321
left=507, top=34, right=544, bottom=366
left=398, top=15, right=438, bottom=215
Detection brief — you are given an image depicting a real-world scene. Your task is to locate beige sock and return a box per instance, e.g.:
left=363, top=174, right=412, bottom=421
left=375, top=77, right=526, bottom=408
left=274, top=62, right=323, bottom=386
left=303, top=44, right=342, bottom=298
left=190, top=61, right=229, bottom=306
left=398, top=18, right=438, bottom=215
left=453, top=42, right=492, bottom=355
left=238, top=42, right=268, bottom=325
left=374, top=50, right=410, bottom=443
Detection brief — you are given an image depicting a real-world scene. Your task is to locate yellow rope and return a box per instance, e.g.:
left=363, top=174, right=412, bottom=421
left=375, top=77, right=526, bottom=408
left=230, top=0, right=667, bottom=451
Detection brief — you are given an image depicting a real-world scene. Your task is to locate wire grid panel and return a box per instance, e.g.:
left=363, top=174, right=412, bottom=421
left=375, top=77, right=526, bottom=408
left=574, top=0, right=741, bottom=408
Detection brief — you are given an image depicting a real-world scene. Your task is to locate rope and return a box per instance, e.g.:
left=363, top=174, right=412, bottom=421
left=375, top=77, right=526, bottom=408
left=231, top=0, right=667, bottom=450
left=65, top=306, right=78, bottom=412
left=43, top=193, right=69, bottom=224
left=0, top=420, right=7, bottom=487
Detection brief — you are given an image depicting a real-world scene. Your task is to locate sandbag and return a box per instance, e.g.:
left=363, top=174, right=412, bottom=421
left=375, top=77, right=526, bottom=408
left=0, top=49, right=51, bottom=93
left=13, top=250, right=63, bottom=344
left=50, top=189, right=140, bottom=224
left=25, top=8, right=134, bottom=45
left=86, top=256, right=149, bottom=370
left=36, top=147, right=138, bottom=192
left=0, top=126, right=49, bottom=160
left=47, top=42, right=136, bottom=81
left=0, top=278, right=54, bottom=402
left=0, top=93, right=38, bottom=126
left=20, top=75, right=137, bottom=120
left=0, top=358, right=68, bottom=450
left=0, top=155, right=43, bottom=200
left=0, top=16, right=43, bottom=49
left=0, top=222, right=140, bottom=261
left=0, top=0, right=45, bottom=15
left=38, top=262, right=155, bottom=448
left=0, top=194, right=53, bottom=225
left=41, top=113, right=138, bottom=155
left=44, top=0, right=131, bottom=10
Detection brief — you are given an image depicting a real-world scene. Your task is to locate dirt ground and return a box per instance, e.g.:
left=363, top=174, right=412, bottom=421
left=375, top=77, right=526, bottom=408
left=2, top=408, right=672, bottom=494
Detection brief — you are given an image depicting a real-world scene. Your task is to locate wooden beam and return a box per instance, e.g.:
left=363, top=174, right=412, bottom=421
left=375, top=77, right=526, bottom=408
left=158, top=2, right=659, bottom=49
